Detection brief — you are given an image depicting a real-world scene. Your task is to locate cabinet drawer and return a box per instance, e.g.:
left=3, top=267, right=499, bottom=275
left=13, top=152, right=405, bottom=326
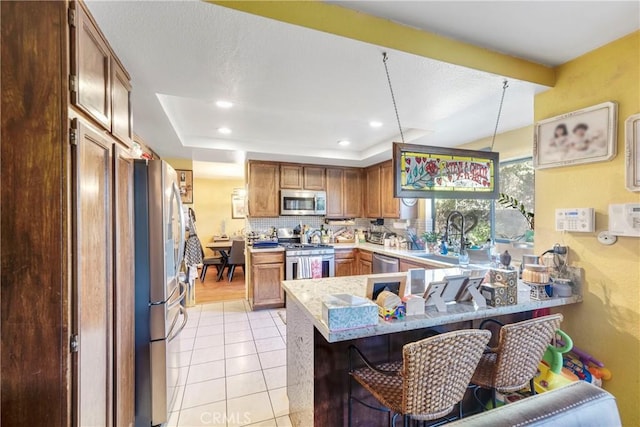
left=335, top=249, right=355, bottom=260
left=358, top=250, right=372, bottom=262
left=252, top=252, right=284, bottom=265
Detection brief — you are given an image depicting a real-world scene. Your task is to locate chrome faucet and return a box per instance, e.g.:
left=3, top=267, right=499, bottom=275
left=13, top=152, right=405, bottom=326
left=444, top=211, right=465, bottom=254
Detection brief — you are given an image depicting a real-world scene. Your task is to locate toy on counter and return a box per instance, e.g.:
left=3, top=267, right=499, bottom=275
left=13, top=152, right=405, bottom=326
left=378, top=304, right=405, bottom=321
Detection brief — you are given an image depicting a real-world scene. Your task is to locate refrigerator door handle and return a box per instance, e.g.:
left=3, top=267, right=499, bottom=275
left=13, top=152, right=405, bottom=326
left=153, top=281, right=179, bottom=306
left=167, top=281, right=187, bottom=310
left=171, top=181, right=186, bottom=273
left=167, top=306, right=188, bottom=343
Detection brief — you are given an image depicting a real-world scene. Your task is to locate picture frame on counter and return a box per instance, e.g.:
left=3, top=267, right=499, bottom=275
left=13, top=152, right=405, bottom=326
left=625, top=113, right=640, bottom=191
left=366, top=275, right=407, bottom=301
left=176, top=169, right=193, bottom=204
left=392, top=143, right=500, bottom=200
left=533, top=101, right=617, bottom=169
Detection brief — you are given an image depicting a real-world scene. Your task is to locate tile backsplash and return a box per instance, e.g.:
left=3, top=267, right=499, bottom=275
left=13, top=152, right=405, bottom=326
left=246, top=216, right=433, bottom=246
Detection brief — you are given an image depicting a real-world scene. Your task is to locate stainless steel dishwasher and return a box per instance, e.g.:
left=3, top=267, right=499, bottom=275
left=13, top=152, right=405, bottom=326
left=372, top=252, right=400, bottom=273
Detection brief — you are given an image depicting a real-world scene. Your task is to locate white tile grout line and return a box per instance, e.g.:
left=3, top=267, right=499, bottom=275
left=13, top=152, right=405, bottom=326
left=175, top=300, right=290, bottom=427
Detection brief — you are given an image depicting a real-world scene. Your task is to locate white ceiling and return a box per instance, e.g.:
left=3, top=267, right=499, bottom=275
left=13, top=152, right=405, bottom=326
left=330, top=1, right=640, bottom=67
left=86, top=1, right=638, bottom=176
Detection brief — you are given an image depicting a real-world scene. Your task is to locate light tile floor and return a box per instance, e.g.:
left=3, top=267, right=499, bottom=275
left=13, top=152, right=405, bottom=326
left=168, top=300, right=292, bottom=427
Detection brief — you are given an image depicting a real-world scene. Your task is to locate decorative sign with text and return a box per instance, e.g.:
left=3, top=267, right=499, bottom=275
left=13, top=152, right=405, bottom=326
left=393, top=143, right=499, bottom=199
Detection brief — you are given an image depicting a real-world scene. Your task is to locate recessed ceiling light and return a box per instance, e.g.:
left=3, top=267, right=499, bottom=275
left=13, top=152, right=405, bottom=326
left=337, top=140, right=351, bottom=146
left=218, top=127, right=232, bottom=135
left=369, top=121, right=383, bottom=128
left=215, top=100, right=233, bottom=109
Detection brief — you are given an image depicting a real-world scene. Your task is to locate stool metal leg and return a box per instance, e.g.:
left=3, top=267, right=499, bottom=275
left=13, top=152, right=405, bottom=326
left=491, top=389, right=497, bottom=410
left=530, top=378, right=536, bottom=396
left=391, top=413, right=399, bottom=427
left=348, top=375, right=353, bottom=427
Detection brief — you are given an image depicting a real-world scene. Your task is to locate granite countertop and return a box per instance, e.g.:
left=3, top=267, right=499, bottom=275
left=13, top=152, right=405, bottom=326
left=282, top=272, right=582, bottom=343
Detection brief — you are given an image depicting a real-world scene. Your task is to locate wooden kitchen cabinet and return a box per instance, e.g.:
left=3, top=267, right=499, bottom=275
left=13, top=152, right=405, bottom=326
left=303, top=166, right=325, bottom=190
left=72, top=119, right=114, bottom=427
left=250, top=252, right=285, bottom=309
left=248, top=161, right=280, bottom=217
left=3, top=3, right=137, bottom=425
left=357, top=250, right=373, bottom=275
left=364, top=165, right=382, bottom=218
left=112, top=145, right=135, bottom=427
left=364, top=161, right=399, bottom=218
left=110, top=58, right=132, bottom=147
left=325, top=168, right=344, bottom=217
left=326, top=167, right=362, bottom=218
left=363, top=160, right=400, bottom=218
left=380, top=160, right=400, bottom=218
left=280, top=164, right=303, bottom=189
left=343, top=168, right=362, bottom=218
left=70, top=1, right=112, bottom=130
left=335, top=249, right=356, bottom=277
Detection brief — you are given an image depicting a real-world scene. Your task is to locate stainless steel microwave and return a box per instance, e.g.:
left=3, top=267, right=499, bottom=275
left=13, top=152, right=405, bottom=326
left=280, top=190, right=326, bottom=216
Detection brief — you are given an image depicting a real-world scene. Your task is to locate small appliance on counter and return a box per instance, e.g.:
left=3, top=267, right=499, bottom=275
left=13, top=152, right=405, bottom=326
left=366, top=230, right=396, bottom=245
left=277, top=227, right=301, bottom=244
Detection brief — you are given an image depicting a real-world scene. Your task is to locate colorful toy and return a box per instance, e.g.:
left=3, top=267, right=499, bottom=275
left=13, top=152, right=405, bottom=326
left=533, top=329, right=579, bottom=393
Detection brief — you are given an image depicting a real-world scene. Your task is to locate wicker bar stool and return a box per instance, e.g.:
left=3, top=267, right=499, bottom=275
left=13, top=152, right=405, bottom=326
left=471, top=313, right=563, bottom=409
left=348, top=329, right=491, bottom=427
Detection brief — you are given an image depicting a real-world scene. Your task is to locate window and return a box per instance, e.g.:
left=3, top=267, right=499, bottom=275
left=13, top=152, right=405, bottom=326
left=431, top=158, right=534, bottom=246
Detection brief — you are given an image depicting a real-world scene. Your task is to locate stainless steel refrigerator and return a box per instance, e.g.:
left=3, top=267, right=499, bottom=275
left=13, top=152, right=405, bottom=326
left=134, top=160, right=188, bottom=426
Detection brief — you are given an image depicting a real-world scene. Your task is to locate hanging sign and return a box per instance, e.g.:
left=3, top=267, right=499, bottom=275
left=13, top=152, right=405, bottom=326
left=393, top=143, right=500, bottom=199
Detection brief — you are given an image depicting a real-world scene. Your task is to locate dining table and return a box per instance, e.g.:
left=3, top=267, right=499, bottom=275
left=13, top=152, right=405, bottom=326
left=205, top=240, right=233, bottom=281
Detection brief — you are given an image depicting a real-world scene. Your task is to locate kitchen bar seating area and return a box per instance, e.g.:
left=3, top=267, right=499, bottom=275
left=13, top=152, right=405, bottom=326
left=2, top=1, right=638, bottom=427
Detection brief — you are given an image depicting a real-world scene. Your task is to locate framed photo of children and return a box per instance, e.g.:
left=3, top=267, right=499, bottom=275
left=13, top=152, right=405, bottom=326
left=533, top=101, right=617, bottom=169
left=625, top=113, right=640, bottom=192
left=176, top=169, right=193, bottom=204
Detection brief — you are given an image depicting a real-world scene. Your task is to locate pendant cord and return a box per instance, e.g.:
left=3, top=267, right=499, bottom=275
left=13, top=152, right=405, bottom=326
left=382, top=52, right=405, bottom=144
left=490, top=79, right=509, bottom=152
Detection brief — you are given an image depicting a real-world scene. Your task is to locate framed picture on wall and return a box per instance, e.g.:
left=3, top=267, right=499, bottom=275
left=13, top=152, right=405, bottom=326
left=231, top=194, right=246, bottom=219
left=625, top=113, right=640, bottom=192
left=176, top=169, right=193, bottom=204
left=534, top=101, right=617, bottom=169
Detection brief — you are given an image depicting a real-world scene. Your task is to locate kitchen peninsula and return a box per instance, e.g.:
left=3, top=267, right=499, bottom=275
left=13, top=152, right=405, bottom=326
left=283, top=271, right=581, bottom=426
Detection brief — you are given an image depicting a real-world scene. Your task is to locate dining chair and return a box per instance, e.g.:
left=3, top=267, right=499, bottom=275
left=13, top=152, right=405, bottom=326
left=348, top=329, right=491, bottom=426
left=225, top=239, right=246, bottom=282
left=471, top=313, right=563, bottom=409
left=200, top=255, right=224, bottom=282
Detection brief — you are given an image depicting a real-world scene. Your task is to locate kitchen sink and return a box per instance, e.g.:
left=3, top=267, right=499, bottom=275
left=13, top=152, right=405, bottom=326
left=409, top=253, right=460, bottom=265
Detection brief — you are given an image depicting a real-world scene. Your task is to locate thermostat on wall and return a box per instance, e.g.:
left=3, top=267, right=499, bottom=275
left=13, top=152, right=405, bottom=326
left=555, top=208, right=595, bottom=232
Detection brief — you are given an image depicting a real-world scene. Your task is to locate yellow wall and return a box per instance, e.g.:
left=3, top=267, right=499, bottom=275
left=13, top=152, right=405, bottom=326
left=164, top=157, right=193, bottom=172
left=193, top=177, right=246, bottom=255
left=534, top=31, right=640, bottom=425
left=457, top=125, right=533, bottom=161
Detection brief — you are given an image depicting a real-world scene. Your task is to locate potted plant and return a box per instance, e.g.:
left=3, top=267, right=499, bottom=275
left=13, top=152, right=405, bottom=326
left=422, top=231, right=441, bottom=253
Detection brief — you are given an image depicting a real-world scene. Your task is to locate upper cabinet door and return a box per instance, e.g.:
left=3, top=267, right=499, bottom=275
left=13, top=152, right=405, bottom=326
left=303, top=166, right=325, bottom=191
left=248, top=162, right=280, bottom=217
left=280, top=165, right=303, bottom=189
left=111, top=59, right=132, bottom=147
left=325, top=168, right=344, bottom=218
left=364, top=165, right=381, bottom=218
left=343, top=168, right=362, bottom=218
left=70, top=2, right=112, bottom=130
left=380, top=161, right=400, bottom=218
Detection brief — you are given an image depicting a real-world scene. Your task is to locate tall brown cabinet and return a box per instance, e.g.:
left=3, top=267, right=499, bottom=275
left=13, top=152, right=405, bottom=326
left=2, top=2, right=135, bottom=426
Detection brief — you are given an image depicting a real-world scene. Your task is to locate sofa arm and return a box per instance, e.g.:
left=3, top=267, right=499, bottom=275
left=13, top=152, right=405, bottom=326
left=450, top=381, right=621, bottom=427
